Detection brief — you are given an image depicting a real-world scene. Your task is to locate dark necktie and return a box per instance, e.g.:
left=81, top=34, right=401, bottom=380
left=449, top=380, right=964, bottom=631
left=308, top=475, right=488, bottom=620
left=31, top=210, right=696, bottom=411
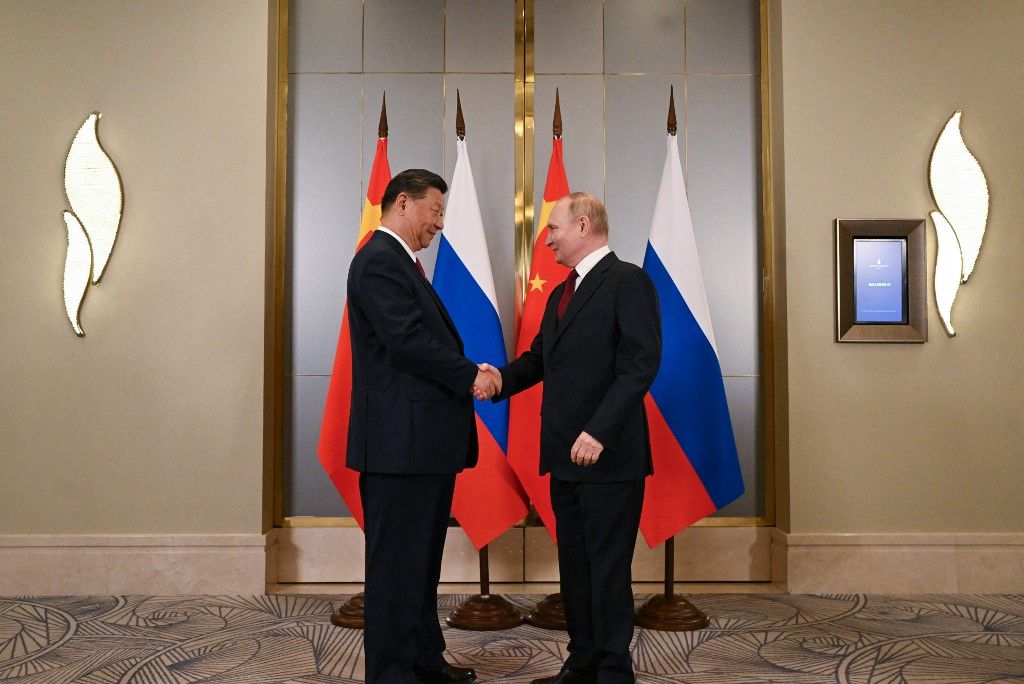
left=556, top=269, right=579, bottom=322
left=414, top=258, right=427, bottom=281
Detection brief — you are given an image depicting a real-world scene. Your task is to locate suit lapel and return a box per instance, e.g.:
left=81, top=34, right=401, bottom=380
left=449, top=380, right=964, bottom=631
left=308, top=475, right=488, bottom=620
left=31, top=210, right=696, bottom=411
left=376, top=232, right=464, bottom=350
left=551, top=252, right=617, bottom=348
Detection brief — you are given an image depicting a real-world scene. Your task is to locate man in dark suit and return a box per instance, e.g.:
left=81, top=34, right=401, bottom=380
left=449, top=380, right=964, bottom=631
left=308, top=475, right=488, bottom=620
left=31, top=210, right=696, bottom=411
left=479, top=193, right=661, bottom=684
left=347, top=169, right=496, bottom=684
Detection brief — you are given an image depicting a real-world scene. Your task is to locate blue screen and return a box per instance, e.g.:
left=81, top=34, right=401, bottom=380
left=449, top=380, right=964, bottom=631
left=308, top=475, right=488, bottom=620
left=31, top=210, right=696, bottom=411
left=853, top=238, right=907, bottom=324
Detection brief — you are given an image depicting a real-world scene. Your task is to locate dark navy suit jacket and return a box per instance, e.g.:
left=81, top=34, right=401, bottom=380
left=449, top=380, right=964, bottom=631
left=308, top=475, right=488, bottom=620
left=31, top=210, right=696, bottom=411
left=497, top=251, right=661, bottom=482
left=345, top=230, right=478, bottom=474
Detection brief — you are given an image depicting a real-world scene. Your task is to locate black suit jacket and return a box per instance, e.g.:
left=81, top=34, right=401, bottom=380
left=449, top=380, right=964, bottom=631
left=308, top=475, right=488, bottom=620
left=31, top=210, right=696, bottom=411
left=345, top=230, right=479, bottom=474
left=498, top=252, right=661, bottom=482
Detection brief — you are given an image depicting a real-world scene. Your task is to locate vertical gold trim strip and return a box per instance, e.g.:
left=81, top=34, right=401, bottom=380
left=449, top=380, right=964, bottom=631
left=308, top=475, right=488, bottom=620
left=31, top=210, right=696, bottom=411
left=268, top=0, right=289, bottom=531
left=514, top=0, right=535, bottom=323
left=758, top=0, right=778, bottom=527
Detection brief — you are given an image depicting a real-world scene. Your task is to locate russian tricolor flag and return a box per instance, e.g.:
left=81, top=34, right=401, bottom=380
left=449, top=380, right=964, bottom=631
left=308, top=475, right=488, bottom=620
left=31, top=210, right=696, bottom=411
left=433, top=137, right=528, bottom=550
left=639, top=133, right=745, bottom=548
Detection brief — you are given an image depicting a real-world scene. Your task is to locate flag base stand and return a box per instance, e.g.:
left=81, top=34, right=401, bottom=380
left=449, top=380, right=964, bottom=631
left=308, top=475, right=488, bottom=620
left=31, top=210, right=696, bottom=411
left=446, top=546, right=524, bottom=630
left=525, top=592, right=566, bottom=630
left=634, top=594, right=709, bottom=631
left=446, top=594, right=524, bottom=630
left=633, top=538, right=708, bottom=632
left=330, top=593, right=365, bottom=629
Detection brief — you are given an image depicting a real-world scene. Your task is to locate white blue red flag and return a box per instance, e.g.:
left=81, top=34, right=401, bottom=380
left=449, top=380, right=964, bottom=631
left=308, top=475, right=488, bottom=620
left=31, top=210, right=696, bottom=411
left=433, top=137, right=529, bottom=550
left=639, top=133, right=745, bottom=548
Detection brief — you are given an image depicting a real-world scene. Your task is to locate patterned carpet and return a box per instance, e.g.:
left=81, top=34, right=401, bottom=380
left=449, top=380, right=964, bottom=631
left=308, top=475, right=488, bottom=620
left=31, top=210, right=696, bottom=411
left=1, top=593, right=1023, bottom=683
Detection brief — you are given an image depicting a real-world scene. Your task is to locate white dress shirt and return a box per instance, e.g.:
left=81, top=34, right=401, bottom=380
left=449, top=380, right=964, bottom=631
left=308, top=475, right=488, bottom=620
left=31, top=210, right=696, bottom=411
left=571, top=244, right=612, bottom=290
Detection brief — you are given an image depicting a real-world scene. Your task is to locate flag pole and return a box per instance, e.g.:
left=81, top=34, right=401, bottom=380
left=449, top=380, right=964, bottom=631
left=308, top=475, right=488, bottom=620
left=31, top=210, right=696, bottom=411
left=634, top=536, right=708, bottom=630
left=524, top=88, right=567, bottom=632
left=634, top=87, right=709, bottom=632
left=444, top=91, right=523, bottom=631
left=329, top=93, right=390, bottom=631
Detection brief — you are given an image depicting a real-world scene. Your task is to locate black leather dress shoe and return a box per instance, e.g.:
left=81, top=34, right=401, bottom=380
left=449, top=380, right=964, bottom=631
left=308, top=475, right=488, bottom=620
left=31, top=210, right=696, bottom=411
left=529, top=669, right=595, bottom=684
left=414, top=663, right=477, bottom=684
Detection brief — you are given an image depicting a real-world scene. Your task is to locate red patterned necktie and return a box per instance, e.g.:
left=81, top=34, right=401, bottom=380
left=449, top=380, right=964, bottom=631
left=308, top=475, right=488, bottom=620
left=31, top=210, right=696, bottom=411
left=556, top=269, right=579, bottom=322
left=414, top=258, right=427, bottom=281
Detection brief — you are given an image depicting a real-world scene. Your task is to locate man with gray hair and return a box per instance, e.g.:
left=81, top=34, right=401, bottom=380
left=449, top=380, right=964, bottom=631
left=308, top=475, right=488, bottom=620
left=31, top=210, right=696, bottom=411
left=479, top=192, right=662, bottom=684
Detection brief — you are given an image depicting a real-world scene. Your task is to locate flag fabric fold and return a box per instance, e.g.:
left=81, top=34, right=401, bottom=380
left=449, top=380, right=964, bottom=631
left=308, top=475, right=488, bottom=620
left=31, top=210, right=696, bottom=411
left=317, top=137, right=392, bottom=529
left=506, top=137, right=571, bottom=541
left=639, top=134, right=745, bottom=548
left=433, top=138, right=529, bottom=550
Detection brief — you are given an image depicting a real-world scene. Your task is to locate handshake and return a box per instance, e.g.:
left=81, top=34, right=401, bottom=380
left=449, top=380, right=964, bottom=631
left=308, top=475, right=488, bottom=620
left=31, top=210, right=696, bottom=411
left=471, top=363, right=502, bottom=400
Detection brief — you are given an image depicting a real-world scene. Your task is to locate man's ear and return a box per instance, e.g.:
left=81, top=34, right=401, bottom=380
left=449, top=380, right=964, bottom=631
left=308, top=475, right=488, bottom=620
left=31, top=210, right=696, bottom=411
left=578, top=214, right=590, bottom=235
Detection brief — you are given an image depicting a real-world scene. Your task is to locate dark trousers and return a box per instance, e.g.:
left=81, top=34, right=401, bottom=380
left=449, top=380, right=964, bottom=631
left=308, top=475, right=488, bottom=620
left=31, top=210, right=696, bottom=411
left=551, top=476, right=645, bottom=684
left=360, top=472, right=455, bottom=684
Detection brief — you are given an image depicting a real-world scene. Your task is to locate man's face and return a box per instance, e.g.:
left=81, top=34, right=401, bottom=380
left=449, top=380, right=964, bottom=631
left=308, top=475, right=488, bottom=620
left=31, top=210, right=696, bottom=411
left=405, top=188, right=445, bottom=250
left=545, top=199, right=583, bottom=267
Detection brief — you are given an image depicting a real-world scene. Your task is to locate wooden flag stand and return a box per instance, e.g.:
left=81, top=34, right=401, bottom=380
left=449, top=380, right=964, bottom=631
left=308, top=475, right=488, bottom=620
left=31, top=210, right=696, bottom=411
left=634, top=537, right=708, bottom=631
left=446, top=545, right=524, bottom=630
left=525, top=592, right=566, bottom=630
left=331, top=593, right=365, bottom=629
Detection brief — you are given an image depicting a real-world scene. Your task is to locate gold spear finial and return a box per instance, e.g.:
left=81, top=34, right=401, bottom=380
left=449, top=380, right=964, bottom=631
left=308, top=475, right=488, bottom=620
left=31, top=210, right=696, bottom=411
left=668, top=85, right=677, bottom=136
left=553, top=88, right=563, bottom=139
left=377, top=92, right=388, bottom=139
left=456, top=89, right=465, bottom=139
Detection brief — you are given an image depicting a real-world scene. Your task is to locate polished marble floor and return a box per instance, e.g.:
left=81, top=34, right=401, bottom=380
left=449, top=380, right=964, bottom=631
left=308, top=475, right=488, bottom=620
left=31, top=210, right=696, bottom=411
left=1, top=593, right=1023, bottom=682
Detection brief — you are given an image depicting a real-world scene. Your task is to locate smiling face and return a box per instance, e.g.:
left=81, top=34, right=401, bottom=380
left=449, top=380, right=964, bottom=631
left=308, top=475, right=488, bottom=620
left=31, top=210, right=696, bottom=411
left=544, top=197, right=585, bottom=268
left=392, top=187, right=445, bottom=251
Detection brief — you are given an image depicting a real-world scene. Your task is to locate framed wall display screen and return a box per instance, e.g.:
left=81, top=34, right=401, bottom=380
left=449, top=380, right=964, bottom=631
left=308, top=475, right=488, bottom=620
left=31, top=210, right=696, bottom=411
left=835, top=219, right=927, bottom=342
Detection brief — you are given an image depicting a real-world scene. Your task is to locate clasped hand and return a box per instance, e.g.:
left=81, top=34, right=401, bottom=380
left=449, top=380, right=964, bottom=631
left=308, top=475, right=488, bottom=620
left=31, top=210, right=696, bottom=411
left=571, top=430, right=603, bottom=466
left=471, top=363, right=502, bottom=400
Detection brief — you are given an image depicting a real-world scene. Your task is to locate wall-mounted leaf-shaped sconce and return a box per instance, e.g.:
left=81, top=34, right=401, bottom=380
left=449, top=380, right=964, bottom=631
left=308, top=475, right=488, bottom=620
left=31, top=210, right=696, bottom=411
left=62, top=112, right=124, bottom=336
left=61, top=212, right=92, bottom=336
left=928, top=110, right=989, bottom=336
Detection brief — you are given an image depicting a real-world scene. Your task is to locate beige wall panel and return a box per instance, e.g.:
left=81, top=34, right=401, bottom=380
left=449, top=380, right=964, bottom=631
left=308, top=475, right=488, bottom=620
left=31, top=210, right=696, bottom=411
left=0, top=1, right=271, bottom=534
left=276, top=526, right=525, bottom=582
left=779, top=1, right=1024, bottom=533
left=525, top=527, right=770, bottom=582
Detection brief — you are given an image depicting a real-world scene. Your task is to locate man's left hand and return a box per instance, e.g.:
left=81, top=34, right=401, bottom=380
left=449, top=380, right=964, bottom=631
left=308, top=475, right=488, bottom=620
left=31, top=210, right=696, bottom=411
left=571, top=431, right=603, bottom=466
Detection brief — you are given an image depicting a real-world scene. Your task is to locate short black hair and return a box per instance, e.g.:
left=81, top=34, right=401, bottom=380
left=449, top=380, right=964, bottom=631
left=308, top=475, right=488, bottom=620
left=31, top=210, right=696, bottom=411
left=380, top=169, right=448, bottom=212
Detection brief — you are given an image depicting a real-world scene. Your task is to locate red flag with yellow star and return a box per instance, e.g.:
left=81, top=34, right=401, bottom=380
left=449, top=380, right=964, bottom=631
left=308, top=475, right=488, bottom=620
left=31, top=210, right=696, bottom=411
left=317, top=97, right=391, bottom=529
left=507, top=97, right=570, bottom=540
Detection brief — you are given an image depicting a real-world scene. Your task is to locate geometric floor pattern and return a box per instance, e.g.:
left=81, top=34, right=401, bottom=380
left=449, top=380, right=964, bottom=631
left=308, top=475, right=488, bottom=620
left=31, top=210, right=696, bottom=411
left=2, top=594, right=1023, bottom=683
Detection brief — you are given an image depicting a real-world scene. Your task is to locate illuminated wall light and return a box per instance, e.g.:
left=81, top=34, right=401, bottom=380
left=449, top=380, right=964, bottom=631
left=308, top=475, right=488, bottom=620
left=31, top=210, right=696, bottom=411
left=62, top=212, right=92, bottom=336
left=61, top=112, right=124, bottom=336
left=928, top=110, right=989, bottom=336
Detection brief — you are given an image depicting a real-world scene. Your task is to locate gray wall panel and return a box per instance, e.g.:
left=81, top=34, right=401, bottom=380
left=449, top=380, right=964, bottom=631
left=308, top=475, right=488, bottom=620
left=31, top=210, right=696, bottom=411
left=714, top=376, right=762, bottom=517
left=364, top=0, right=444, bottom=73
left=604, top=75, right=686, bottom=267
left=287, top=375, right=349, bottom=517
left=289, top=74, right=363, bottom=376
left=446, top=0, right=514, bottom=74
left=289, top=0, right=362, bottom=74
left=687, top=0, right=759, bottom=74
left=535, top=0, right=603, bottom=74
left=443, top=75, right=517, bottom=355
left=533, top=77, right=605, bottom=223
left=686, top=75, right=760, bottom=377
left=605, top=0, right=684, bottom=74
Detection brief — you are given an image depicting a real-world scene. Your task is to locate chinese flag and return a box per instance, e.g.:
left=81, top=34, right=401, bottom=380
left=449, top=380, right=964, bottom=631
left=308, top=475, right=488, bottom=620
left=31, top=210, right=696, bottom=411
left=316, top=98, right=391, bottom=528
left=506, top=94, right=570, bottom=541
